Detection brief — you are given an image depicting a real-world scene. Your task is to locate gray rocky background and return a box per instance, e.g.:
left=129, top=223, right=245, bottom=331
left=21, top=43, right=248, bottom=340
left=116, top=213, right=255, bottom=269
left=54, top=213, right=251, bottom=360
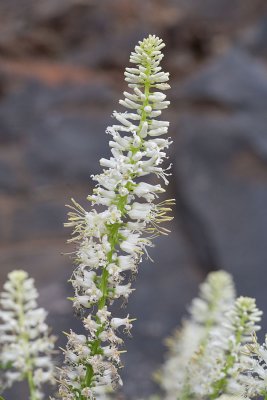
left=1, top=0, right=267, bottom=398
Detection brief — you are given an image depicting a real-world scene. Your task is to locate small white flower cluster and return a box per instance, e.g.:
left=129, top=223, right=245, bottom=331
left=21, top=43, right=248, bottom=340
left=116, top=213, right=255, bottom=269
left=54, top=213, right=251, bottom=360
left=189, top=270, right=236, bottom=326
left=159, top=271, right=263, bottom=400
left=233, top=333, right=267, bottom=398
left=59, top=35, right=173, bottom=399
left=159, top=270, right=236, bottom=400
left=0, top=270, right=56, bottom=400
left=200, top=296, right=262, bottom=399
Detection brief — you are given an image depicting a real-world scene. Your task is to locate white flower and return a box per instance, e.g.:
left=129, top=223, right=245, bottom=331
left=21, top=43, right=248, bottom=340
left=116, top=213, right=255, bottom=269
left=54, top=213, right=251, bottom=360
left=0, top=270, right=56, bottom=399
left=117, top=255, right=137, bottom=272
left=128, top=202, right=154, bottom=220
left=113, top=283, right=133, bottom=300
left=110, top=316, right=133, bottom=331
left=119, top=231, right=144, bottom=254
left=132, top=182, right=165, bottom=201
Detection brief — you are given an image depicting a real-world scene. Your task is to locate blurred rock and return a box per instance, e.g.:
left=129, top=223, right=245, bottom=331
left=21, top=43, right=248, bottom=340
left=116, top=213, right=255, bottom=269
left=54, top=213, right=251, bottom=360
left=12, top=200, right=66, bottom=240
left=0, top=76, right=117, bottom=184
left=238, top=13, right=267, bottom=59
left=0, top=161, right=19, bottom=193
left=173, top=48, right=267, bottom=111
left=175, top=111, right=267, bottom=325
left=170, top=50, right=267, bottom=320
left=0, top=83, right=38, bottom=143
left=27, top=111, right=111, bottom=184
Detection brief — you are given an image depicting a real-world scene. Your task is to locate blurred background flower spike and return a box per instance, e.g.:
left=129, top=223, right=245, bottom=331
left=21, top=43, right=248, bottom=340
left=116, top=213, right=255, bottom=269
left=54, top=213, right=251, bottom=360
left=0, top=270, right=57, bottom=400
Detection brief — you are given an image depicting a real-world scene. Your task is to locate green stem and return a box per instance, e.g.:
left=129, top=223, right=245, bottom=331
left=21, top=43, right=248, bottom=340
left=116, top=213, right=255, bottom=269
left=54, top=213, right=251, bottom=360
left=85, top=364, right=94, bottom=388
left=210, top=313, right=248, bottom=399
left=27, top=370, right=37, bottom=400
left=179, top=383, right=191, bottom=400
left=15, top=280, right=38, bottom=400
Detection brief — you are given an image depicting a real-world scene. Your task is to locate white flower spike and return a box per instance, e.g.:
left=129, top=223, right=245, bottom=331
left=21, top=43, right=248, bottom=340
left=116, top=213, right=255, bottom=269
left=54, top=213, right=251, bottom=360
left=59, top=35, right=173, bottom=399
left=159, top=270, right=236, bottom=400
left=201, top=296, right=262, bottom=399
left=0, top=270, right=56, bottom=400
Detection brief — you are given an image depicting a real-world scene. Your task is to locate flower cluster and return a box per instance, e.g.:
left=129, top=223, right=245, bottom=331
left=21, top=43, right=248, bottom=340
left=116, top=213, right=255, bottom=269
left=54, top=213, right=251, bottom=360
left=59, top=35, right=173, bottom=399
left=202, top=296, right=262, bottom=399
left=232, top=333, right=267, bottom=398
left=158, top=271, right=264, bottom=400
left=159, top=270, right=236, bottom=400
left=0, top=270, right=56, bottom=400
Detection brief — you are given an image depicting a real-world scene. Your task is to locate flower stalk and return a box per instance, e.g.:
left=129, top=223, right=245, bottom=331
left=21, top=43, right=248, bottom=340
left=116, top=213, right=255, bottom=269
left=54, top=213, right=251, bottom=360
left=157, top=274, right=264, bottom=400
left=0, top=270, right=56, bottom=400
left=59, top=35, right=173, bottom=399
left=209, top=297, right=262, bottom=399
left=159, top=270, right=236, bottom=400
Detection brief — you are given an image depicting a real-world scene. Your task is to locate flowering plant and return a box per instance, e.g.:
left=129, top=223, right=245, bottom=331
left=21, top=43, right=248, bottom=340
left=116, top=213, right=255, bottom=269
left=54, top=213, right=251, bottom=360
left=157, top=271, right=265, bottom=400
left=58, top=34, right=174, bottom=400
left=0, top=270, right=56, bottom=400
left=0, top=34, right=267, bottom=400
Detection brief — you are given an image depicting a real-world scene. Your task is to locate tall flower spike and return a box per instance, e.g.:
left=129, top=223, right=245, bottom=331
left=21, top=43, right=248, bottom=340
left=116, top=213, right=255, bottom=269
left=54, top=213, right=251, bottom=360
left=159, top=271, right=236, bottom=400
left=59, top=35, right=173, bottom=399
left=205, top=297, right=262, bottom=399
left=0, top=270, right=56, bottom=400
